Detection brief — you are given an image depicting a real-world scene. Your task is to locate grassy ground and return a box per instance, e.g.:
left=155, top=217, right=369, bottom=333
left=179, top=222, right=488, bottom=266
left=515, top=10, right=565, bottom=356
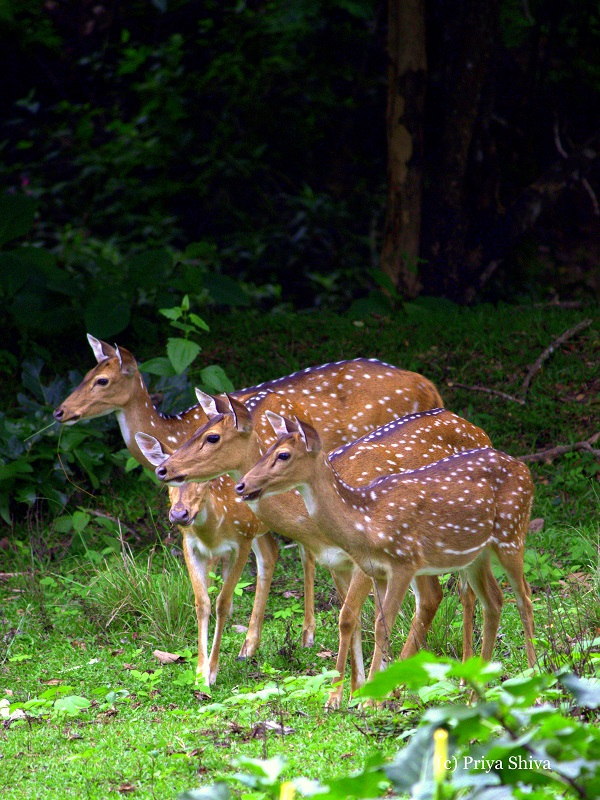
left=1, top=302, right=600, bottom=799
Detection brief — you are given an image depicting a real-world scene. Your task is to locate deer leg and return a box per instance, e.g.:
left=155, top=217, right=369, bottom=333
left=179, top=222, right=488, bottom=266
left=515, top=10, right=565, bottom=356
left=400, top=576, right=444, bottom=659
left=182, top=534, right=211, bottom=686
left=460, top=575, right=477, bottom=661
left=465, top=553, right=504, bottom=662
left=368, top=569, right=414, bottom=681
left=239, top=532, right=279, bottom=659
left=207, top=537, right=254, bottom=684
left=298, top=544, right=317, bottom=647
left=327, top=567, right=372, bottom=710
left=494, top=545, right=536, bottom=667
left=331, top=568, right=371, bottom=689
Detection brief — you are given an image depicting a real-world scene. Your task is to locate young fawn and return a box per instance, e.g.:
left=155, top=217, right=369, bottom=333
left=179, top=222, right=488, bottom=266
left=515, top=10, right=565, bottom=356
left=237, top=415, right=536, bottom=705
left=160, top=477, right=277, bottom=685
left=54, top=335, right=443, bottom=681
left=152, top=394, right=498, bottom=705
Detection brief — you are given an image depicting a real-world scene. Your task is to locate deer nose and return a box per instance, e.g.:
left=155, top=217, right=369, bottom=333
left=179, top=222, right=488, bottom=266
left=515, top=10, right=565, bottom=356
left=156, top=465, right=168, bottom=480
left=235, top=482, right=245, bottom=494
left=53, top=407, right=64, bottom=421
left=169, top=506, right=190, bottom=524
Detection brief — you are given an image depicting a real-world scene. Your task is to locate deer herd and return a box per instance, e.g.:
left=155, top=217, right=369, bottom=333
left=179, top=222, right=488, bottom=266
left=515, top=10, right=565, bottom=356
left=53, top=334, right=536, bottom=708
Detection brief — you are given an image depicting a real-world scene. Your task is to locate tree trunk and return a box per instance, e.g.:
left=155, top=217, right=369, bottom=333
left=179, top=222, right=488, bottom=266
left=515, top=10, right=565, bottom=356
left=420, top=0, right=501, bottom=300
left=381, top=0, right=427, bottom=298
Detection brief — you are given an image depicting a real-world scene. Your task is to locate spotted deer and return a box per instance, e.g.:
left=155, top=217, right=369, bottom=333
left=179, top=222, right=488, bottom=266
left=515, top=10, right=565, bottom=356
left=152, top=395, right=498, bottom=705
left=237, top=415, right=536, bottom=706
left=53, top=335, right=443, bottom=682
left=160, top=472, right=279, bottom=685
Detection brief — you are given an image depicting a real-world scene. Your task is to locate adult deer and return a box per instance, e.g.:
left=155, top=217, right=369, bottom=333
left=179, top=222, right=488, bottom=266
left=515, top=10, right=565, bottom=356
left=237, top=415, right=536, bottom=706
left=152, top=396, right=497, bottom=705
left=54, top=335, right=444, bottom=682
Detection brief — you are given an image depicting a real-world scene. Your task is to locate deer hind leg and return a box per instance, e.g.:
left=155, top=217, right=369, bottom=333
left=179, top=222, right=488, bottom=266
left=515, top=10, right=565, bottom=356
left=368, top=568, right=414, bottom=681
left=327, top=567, right=372, bottom=710
left=494, top=543, right=536, bottom=667
left=298, top=544, right=316, bottom=647
left=399, top=576, right=443, bottom=659
left=239, top=532, right=279, bottom=659
left=460, top=576, right=477, bottom=661
left=464, top=552, right=504, bottom=662
left=207, top=537, right=254, bottom=685
left=182, top=535, right=211, bottom=686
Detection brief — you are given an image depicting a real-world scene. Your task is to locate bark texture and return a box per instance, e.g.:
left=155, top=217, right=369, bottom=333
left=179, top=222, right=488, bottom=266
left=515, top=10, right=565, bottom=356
left=381, top=0, right=427, bottom=298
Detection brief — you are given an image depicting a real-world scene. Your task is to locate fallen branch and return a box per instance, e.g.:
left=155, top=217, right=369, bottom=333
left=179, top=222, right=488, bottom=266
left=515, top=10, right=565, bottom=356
left=446, top=382, right=525, bottom=405
left=520, top=318, right=593, bottom=398
left=518, top=433, right=600, bottom=464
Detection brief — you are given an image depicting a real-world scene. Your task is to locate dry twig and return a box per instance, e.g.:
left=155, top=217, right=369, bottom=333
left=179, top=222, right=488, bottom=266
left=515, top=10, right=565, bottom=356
left=446, top=382, right=525, bottom=405
left=520, top=318, right=593, bottom=398
left=448, top=318, right=593, bottom=406
left=518, top=433, right=600, bottom=464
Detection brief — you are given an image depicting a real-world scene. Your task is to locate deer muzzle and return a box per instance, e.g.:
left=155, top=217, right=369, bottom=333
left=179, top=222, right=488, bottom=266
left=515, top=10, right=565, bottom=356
left=235, top=481, right=262, bottom=502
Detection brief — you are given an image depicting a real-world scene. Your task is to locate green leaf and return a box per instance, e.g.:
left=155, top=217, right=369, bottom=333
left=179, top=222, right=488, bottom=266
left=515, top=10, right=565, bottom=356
left=385, top=725, right=436, bottom=791
left=125, top=457, right=142, bottom=473
left=0, top=461, right=34, bottom=481
left=139, top=356, right=176, bottom=377
left=200, top=365, right=235, bottom=393
left=53, top=516, right=73, bottom=533
left=72, top=510, right=91, bottom=534
left=233, top=755, right=286, bottom=786
left=159, top=307, right=182, bottom=321
left=189, top=313, right=210, bottom=332
left=53, top=695, right=91, bottom=717
left=0, top=195, right=37, bottom=246
left=181, top=294, right=190, bottom=311
left=169, top=321, right=197, bottom=335
left=0, top=495, right=11, bottom=525
left=178, top=784, right=230, bottom=800
left=73, top=450, right=100, bottom=489
left=354, top=651, right=450, bottom=700
left=561, top=674, right=600, bottom=708
left=167, top=338, right=201, bottom=374
left=446, top=657, right=503, bottom=684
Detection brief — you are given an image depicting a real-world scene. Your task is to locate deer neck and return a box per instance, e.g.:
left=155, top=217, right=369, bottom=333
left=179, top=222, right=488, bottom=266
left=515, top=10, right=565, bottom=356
left=298, top=454, right=376, bottom=556
left=114, top=372, right=189, bottom=467
left=231, top=432, right=267, bottom=483
left=186, top=492, right=228, bottom=550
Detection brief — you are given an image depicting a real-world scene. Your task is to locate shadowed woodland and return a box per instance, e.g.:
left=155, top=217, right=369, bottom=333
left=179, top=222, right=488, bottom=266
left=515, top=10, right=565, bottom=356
left=1, top=3, right=600, bottom=800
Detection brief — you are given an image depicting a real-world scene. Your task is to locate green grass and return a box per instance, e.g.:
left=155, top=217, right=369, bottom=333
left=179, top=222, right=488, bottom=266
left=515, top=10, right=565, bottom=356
left=2, top=303, right=600, bottom=798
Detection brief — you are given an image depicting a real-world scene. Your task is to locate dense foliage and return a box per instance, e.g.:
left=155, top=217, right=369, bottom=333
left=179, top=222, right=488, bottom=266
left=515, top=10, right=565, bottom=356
left=1, top=0, right=599, bottom=351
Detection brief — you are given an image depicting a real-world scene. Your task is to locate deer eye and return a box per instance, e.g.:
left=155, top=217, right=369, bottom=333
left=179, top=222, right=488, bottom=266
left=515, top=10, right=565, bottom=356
left=206, top=434, right=220, bottom=444
left=277, top=452, right=290, bottom=461
left=96, top=378, right=109, bottom=386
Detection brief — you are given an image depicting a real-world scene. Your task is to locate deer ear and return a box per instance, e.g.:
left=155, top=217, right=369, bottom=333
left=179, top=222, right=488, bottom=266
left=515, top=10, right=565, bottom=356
left=114, top=344, right=137, bottom=375
left=135, top=432, right=173, bottom=466
left=264, top=410, right=294, bottom=438
left=226, top=394, right=253, bottom=433
left=295, top=418, right=322, bottom=453
left=195, top=389, right=221, bottom=418
left=87, top=334, right=116, bottom=363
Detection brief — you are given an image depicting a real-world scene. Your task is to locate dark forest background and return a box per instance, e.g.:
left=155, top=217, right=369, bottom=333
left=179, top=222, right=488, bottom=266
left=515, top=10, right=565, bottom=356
left=1, top=0, right=599, bottom=360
